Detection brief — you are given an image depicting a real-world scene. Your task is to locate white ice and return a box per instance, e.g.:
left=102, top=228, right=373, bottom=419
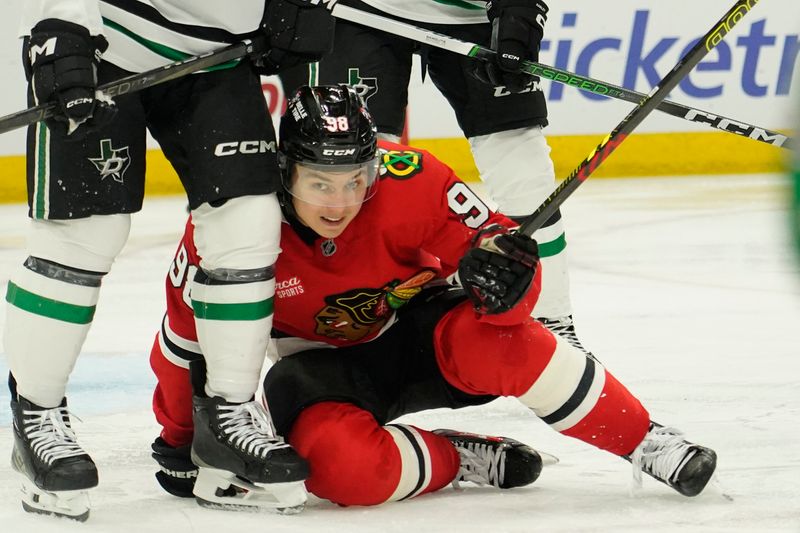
left=0, top=173, right=798, bottom=532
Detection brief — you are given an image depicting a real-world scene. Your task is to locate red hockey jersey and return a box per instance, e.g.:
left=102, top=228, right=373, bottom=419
left=161, top=141, right=530, bottom=357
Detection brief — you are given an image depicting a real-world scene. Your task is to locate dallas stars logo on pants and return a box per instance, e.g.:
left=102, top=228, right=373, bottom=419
left=88, top=139, right=131, bottom=183
left=348, top=68, right=378, bottom=101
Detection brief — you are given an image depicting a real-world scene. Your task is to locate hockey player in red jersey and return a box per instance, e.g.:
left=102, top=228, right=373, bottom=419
left=280, top=0, right=595, bottom=357
left=149, top=85, right=718, bottom=509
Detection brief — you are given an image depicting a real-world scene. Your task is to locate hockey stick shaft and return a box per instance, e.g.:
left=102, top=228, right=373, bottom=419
left=516, top=0, right=762, bottom=236
left=0, top=38, right=264, bottom=136
left=331, top=3, right=790, bottom=151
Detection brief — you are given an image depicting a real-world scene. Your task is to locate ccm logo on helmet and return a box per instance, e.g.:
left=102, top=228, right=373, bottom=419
left=322, top=148, right=356, bottom=156
left=214, top=140, right=277, bottom=157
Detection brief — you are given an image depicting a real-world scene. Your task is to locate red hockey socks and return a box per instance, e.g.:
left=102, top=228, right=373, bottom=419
left=149, top=334, right=194, bottom=447
left=435, top=302, right=649, bottom=456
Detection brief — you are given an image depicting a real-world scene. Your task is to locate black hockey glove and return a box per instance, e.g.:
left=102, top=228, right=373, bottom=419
left=474, top=0, right=548, bottom=93
left=255, top=0, right=336, bottom=75
left=459, top=225, right=539, bottom=315
left=24, top=19, right=117, bottom=138
left=151, top=437, right=197, bottom=498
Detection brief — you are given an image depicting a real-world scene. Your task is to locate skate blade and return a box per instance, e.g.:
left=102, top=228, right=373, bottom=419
left=18, top=474, right=90, bottom=521
left=193, top=467, right=307, bottom=514
left=539, top=450, right=560, bottom=466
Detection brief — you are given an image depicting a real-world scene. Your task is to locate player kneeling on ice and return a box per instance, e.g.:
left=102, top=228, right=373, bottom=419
left=149, top=85, right=717, bottom=509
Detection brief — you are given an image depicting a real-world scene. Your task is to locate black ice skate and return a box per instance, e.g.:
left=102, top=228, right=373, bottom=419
left=538, top=315, right=599, bottom=362
left=190, top=362, right=308, bottom=513
left=628, top=422, right=717, bottom=497
left=10, top=384, right=98, bottom=521
left=433, top=429, right=547, bottom=489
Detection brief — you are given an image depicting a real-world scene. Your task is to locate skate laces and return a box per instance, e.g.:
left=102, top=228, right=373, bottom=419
left=538, top=315, right=597, bottom=360
left=631, top=426, right=696, bottom=488
left=216, top=401, right=290, bottom=458
left=539, top=316, right=581, bottom=346
left=23, top=406, right=85, bottom=465
left=454, top=442, right=506, bottom=488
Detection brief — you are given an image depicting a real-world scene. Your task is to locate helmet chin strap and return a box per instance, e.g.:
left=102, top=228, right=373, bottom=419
left=277, top=156, right=300, bottom=219
left=279, top=197, right=321, bottom=246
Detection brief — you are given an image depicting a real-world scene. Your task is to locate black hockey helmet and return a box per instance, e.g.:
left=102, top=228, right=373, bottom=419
left=279, top=84, right=379, bottom=207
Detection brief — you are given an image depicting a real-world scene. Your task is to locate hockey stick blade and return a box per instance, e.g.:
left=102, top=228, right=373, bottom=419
left=516, top=0, right=763, bottom=237
left=331, top=3, right=790, bottom=151
left=0, top=38, right=265, bottom=136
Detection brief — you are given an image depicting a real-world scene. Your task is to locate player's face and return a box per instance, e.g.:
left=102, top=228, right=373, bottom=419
left=290, top=166, right=367, bottom=238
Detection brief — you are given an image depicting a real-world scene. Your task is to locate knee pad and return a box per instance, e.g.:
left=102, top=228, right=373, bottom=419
left=191, top=194, right=281, bottom=271
left=289, top=402, right=458, bottom=506
left=469, top=126, right=556, bottom=217
left=190, top=197, right=280, bottom=401
left=27, top=214, right=131, bottom=272
left=290, top=402, right=400, bottom=505
left=434, top=302, right=557, bottom=397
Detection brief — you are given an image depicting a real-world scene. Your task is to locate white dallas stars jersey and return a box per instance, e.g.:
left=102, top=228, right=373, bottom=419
left=20, top=0, right=265, bottom=73
left=359, top=0, right=488, bottom=25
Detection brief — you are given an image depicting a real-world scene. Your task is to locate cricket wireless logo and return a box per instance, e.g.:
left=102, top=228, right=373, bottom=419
left=88, top=139, right=130, bottom=183
left=539, top=10, right=798, bottom=101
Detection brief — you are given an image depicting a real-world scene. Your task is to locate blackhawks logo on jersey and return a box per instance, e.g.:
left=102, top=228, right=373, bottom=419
left=313, top=270, right=436, bottom=341
left=380, top=149, right=424, bottom=180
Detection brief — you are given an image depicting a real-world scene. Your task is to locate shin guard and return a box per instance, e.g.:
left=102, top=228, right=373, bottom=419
left=289, top=402, right=460, bottom=506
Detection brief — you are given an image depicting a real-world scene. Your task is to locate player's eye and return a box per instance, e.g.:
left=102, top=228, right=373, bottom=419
left=345, top=177, right=364, bottom=191
left=310, top=181, right=331, bottom=192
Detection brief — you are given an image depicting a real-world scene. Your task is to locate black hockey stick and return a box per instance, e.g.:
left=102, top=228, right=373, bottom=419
left=516, top=0, right=761, bottom=236
left=0, top=38, right=265, bottom=135
left=331, top=3, right=790, bottom=151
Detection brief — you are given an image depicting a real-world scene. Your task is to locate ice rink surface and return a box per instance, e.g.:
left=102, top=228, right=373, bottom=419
left=0, top=173, right=798, bottom=532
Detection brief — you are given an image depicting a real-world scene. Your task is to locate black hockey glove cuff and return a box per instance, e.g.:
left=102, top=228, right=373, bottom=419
left=151, top=437, right=197, bottom=498
left=24, top=19, right=116, bottom=138
left=256, top=0, right=336, bottom=75
left=474, top=0, right=548, bottom=93
left=458, top=224, right=539, bottom=315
